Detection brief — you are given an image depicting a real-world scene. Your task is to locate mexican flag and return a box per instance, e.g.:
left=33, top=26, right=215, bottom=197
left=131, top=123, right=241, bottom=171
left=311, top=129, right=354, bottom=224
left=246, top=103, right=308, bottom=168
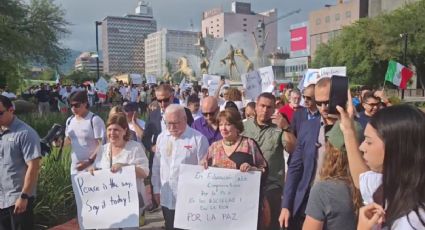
left=385, top=60, right=413, bottom=89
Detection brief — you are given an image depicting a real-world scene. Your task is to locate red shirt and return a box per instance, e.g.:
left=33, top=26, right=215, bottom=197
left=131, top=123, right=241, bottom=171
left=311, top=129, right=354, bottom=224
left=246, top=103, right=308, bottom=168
left=279, top=104, right=296, bottom=123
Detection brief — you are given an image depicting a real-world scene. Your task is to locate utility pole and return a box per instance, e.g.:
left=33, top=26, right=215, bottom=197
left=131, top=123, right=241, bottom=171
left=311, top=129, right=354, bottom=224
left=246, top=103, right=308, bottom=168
left=401, top=33, right=408, bottom=99
left=95, top=21, right=102, bottom=81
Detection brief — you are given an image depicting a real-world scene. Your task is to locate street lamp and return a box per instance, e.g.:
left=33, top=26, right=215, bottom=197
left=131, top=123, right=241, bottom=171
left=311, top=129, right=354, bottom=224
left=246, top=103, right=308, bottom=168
left=95, top=21, right=102, bottom=80
left=400, top=33, right=408, bottom=99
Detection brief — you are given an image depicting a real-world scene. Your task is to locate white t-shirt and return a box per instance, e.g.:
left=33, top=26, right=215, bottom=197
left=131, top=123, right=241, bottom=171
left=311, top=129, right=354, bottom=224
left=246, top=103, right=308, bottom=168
left=94, top=140, right=150, bottom=211
left=360, top=171, right=425, bottom=229
left=65, top=112, right=106, bottom=174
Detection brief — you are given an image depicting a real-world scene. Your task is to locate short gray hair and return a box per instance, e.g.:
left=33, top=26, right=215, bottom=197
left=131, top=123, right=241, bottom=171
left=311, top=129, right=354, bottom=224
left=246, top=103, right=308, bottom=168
left=164, top=104, right=186, bottom=121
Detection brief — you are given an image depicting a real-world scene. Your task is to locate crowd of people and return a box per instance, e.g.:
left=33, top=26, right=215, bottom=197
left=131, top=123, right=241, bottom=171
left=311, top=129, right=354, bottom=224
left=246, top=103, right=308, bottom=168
left=0, top=77, right=424, bottom=230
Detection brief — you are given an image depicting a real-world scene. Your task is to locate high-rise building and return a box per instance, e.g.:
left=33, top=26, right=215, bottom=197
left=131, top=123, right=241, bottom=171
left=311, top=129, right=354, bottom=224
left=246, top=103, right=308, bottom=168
left=102, top=1, right=157, bottom=75
left=309, top=0, right=369, bottom=58
left=74, top=52, right=103, bottom=73
left=368, top=0, right=418, bottom=17
left=201, top=1, right=278, bottom=55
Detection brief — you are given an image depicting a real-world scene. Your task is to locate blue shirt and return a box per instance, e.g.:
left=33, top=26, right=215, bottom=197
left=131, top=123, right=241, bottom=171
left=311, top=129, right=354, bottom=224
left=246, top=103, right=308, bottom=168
left=0, top=117, right=42, bottom=208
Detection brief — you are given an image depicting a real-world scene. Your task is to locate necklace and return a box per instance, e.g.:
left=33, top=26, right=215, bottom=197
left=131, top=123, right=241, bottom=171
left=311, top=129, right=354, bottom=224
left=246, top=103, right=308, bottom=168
left=223, top=137, right=239, bottom=146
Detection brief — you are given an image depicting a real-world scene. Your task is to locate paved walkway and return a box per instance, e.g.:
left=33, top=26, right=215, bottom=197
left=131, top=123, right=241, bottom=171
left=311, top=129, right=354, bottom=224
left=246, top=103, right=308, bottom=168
left=49, top=210, right=164, bottom=230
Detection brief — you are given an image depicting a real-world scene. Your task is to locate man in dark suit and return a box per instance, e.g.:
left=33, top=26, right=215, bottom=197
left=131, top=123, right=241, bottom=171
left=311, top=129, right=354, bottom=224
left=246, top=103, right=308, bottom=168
left=279, top=78, right=337, bottom=229
left=142, top=84, right=193, bottom=211
left=290, top=84, right=320, bottom=138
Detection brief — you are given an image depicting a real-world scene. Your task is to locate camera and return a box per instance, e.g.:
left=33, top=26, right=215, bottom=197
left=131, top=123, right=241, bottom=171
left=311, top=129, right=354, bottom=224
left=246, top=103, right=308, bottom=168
left=40, top=123, right=65, bottom=156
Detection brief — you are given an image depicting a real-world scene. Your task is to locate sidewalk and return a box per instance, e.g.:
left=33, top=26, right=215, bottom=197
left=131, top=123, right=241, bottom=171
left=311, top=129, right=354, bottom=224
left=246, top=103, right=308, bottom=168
left=49, top=211, right=164, bottom=230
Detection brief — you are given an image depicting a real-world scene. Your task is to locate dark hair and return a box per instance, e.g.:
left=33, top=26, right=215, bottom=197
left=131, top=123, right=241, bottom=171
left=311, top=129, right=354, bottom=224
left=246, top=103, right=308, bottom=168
left=69, top=91, right=88, bottom=103
left=224, top=101, right=239, bottom=111
left=362, top=91, right=379, bottom=103
left=246, top=101, right=256, bottom=110
left=369, top=105, right=425, bottom=228
left=218, top=108, right=244, bottom=133
left=257, top=92, right=276, bottom=104
left=0, top=95, right=13, bottom=109
left=187, top=94, right=200, bottom=105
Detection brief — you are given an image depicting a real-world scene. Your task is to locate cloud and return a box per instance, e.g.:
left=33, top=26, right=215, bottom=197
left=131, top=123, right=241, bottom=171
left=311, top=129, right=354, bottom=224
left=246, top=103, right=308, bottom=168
left=56, top=0, right=333, bottom=52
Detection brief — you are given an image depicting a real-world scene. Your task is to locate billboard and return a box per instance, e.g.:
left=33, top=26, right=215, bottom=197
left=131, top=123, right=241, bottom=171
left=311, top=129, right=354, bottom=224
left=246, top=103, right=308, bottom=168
left=289, top=22, right=310, bottom=58
left=290, top=27, right=307, bottom=51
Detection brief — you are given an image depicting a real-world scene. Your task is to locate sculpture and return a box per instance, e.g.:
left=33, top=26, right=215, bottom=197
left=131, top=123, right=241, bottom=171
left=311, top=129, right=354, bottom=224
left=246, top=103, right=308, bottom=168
left=195, top=32, right=210, bottom=74
left=220, top=45, right=239, bottom=80
left=173, top=56, right=197, bottom=82
left=234, top=48, right=254, bottom=73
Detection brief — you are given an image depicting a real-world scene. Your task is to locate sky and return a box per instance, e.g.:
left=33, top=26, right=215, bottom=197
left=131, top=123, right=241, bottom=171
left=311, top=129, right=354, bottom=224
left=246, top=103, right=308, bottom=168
left=57, top=0, right=334, bottom=52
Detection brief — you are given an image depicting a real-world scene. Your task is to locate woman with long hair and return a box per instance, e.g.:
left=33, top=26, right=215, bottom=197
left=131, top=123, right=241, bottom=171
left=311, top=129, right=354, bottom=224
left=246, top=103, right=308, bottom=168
left=338, top=103, right=425, bottom=229
left=303, top=121, right=363, bottom=230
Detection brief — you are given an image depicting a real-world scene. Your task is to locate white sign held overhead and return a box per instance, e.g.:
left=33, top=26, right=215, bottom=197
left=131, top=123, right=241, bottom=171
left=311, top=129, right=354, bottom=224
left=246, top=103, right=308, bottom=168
left=129, top=74, right=142, bottom=85
left=241, top=71, right=262, bottom=101
left=146, top=75, right=157, bottom=84
left=258, top=66, right=275, bottom=92
left=202, top=74, right=221, bottom=96
left=319, top=66, right=347, bottom=79
left=174, top=164, right=261, bottom=230
left=72, top=166, right=139, bottom=229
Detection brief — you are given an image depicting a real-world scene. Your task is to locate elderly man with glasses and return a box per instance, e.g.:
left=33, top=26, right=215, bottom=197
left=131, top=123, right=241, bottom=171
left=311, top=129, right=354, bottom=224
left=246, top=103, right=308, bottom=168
left=290, top=84, right=320, bottom=138
left=191, top=96, right=223, bottom=145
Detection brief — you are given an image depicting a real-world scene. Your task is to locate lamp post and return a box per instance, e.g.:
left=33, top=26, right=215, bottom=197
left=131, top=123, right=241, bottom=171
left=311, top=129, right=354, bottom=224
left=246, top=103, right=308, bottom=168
left=401, top=33, right=408, bottom=99
left=95, top=21, right=102, bottom=81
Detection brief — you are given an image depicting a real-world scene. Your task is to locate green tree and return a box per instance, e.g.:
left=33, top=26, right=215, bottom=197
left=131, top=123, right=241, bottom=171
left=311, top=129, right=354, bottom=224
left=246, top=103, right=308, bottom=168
left=63, top=70, right=96, bottom=85
left=0, top=0, right=69, bottom=91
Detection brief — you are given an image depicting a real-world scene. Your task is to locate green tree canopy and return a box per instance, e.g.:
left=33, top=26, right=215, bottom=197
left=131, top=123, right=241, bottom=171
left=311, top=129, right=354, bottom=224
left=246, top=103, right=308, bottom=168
left=0, top=0, right=69, bottom=91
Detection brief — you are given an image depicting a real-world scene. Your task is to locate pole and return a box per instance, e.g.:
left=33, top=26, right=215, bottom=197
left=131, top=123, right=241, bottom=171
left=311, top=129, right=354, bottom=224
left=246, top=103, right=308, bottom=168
left=401, top=33, right=408, bottom=99
left=95, top=21, right=102, bottom=81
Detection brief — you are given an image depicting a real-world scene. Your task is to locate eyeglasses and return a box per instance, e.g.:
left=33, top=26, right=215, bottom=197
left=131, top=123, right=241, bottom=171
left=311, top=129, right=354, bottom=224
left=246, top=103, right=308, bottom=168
left=303, top=95, right=313, bottom=101
left=70, top=102, right=81, bottom=108
left=202, top=110, right=217, bottom=117
left=157, top=97, right=171, bottom=104
left=365, top=102, right=380, bottom=107
left=315, top=100, right=329, bottom=107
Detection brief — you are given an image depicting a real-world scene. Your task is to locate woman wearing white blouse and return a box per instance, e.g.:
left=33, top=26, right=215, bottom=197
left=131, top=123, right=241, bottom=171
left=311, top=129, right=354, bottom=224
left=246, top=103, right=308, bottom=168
left=91, top=112, right=150, bottom=228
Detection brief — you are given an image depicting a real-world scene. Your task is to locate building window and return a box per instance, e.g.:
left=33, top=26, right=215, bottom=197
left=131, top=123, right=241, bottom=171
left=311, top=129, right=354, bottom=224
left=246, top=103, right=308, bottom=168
left=217, top=30, right=219, bottom=32
left=316, top=18, right=321, bottom=25
left=345, top=11, right=351, bottom=18
left=325, top=16, right=330, bottom=23
left=217, top=18, right=219, bottom=21
left=335, top=13, right=340, bottom=21
left=243, top=24, right=247, bottom=26
left=243, top=18, right=247, bottom=21
left=243, top=29, right=247, bottom=32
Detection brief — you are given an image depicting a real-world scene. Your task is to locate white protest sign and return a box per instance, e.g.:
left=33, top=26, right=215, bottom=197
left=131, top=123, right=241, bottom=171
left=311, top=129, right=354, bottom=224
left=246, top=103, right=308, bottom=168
left=130, top=74, right=142, bottom=85
left=258, top=66, right=275, bottom=92
left=202, top=74, right=221, bottom=96
left=95, top=77, right=109, bottom=93
left=319, top=66, right=346, bottom=79
left=241, top=71, right=262, bottom=100
left=174, top=164, right=261, bottom=230
left=72, top=166, right=139, bottom=229
left=146, top=75, right=157, bottom=84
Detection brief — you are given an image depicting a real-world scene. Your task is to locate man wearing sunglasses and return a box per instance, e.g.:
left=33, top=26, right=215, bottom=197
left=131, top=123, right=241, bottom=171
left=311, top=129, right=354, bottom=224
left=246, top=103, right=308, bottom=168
left=356, top=91, right=381, bottom=130
left=280, top=77, right=339, bottom=230
left=0, top=95, right=42, bottom=229
left=191, top=96, right=222, bottom=145
left=290, top=85, right=320, bottom=137
left=142, top=84, right=193, bottom=212
left=63, top=91, right=106, bottom=174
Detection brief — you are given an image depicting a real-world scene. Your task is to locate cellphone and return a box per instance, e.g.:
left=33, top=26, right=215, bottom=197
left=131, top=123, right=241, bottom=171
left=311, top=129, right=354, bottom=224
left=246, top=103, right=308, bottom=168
left=328, top=75, right=349, bottom=115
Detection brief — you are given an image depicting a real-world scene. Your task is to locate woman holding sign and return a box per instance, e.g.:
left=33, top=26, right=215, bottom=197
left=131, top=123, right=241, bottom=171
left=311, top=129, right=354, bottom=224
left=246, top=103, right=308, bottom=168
left=201, top=108, right=269, bottom=229
left=91, top=112, right=150, bottom=228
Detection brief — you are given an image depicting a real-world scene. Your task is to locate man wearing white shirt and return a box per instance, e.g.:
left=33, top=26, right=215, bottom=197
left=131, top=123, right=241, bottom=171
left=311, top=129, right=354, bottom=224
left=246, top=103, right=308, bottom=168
left=152, top=104, right=209, bottom=230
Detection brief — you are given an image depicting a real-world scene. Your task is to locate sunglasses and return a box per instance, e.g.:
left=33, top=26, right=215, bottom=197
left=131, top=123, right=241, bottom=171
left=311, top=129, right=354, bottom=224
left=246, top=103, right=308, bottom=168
left=315, top=100, right=329, bottom=107
left=70, top=102, right=81, bottom=108
left=202, top=110, right=217, bottom=117
left=303, top=95, right=313, bottom=101
left=157, top=97, right=171, bottom=103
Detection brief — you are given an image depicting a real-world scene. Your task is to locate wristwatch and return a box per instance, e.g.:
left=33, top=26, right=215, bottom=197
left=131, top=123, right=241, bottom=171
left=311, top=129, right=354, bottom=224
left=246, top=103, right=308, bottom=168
left=20, top=193, right=29, bottom=199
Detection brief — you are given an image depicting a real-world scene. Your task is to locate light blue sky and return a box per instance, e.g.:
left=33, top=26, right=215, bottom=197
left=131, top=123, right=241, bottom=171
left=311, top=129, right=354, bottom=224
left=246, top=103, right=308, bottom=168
left=57, top=0, right=333, bottom=52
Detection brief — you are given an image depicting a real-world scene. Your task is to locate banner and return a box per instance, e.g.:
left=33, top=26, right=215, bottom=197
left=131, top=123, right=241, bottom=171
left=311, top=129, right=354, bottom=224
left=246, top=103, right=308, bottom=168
left=174, top=164, right=261, bottom=230
left=202, top=74, right=221, bottom=96
left=241, top=71, right=262, bottom=101
left=129, top=74, right=142, bottom=85
left=95, top=77, right=109, bottom=93
left=319, top=66, right=346, bottom=79
left=72, top=166, right=139, bottom=229
left=258, top=66, right=275, bottom=92
left=297, top=69, right=319, bottom=91
left=146, top=75, right=157, bottom=84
